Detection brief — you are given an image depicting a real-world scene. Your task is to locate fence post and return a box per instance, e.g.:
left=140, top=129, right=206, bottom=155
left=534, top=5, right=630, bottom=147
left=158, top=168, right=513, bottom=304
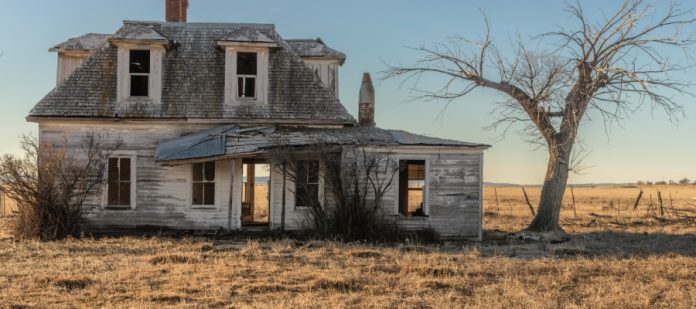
left=521, top=187, right=535, bottom=217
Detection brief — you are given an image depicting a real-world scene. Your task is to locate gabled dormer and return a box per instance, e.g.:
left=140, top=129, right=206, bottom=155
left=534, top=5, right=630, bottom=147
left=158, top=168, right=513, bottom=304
left=50, top=33, right=111, bottom=84
left=287, top=38, right=346, bottom=98
left=217, top=28, right=277, bottom=105
left=109, top=23, right=170, bottom=105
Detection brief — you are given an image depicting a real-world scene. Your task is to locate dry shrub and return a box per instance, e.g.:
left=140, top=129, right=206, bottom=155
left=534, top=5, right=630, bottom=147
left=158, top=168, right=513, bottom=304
left=39, top=276, right=93, bottom=291
left=149, top=294, right=191, bottom=304
left=244, top=284, right=299, bottom=294
left=348, top=250, right=382, bottom=258
left=311, top=277, right=364, bottom=292
left=278, top=146, right=441, bottom=244
left=149, top=254, right=198, bottom=265
left=1, top=134, right=118, bottom=240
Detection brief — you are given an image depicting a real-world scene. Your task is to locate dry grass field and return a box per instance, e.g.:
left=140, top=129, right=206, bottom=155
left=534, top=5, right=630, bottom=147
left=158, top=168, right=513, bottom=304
left=0, top=185, right=694, bottom=308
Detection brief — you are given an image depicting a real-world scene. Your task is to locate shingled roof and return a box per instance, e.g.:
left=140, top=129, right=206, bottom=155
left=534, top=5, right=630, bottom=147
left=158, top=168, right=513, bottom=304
left=49, top=33, right=111, bottom=53
left=30, top=21, right=355, bottom=124
left=286, top=38, right=346, bottom=64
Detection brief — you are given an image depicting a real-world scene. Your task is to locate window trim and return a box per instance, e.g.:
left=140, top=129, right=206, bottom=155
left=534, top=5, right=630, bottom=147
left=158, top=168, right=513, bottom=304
left=115, top=43, right=164, bottom=104
left=287, top=159, right=324, bottom=210
left=222, top=46, right=269, bottom=105
left=293, top=160, right=323, bottom=209
left=188, top=161, right=221, bottom=210
left=128, top=49, right=151, bottom=98
left=103, top=151, right=137, bottom=210
left=394, top=158, right=430, bottom=217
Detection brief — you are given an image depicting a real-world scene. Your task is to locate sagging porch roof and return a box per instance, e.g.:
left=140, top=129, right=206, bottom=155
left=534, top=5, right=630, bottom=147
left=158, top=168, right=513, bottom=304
left=155, top=125, right=490, bottom=165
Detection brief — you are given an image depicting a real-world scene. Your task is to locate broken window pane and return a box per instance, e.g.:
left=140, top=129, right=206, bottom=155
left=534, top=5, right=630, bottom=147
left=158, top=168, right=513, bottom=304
left=130, top=75, right=149, bottom=97
left=237, top=52, right=257, bottom=75
left=237, top=77, right=256, bottom=98
left=129, top=50, right=150, bottom=73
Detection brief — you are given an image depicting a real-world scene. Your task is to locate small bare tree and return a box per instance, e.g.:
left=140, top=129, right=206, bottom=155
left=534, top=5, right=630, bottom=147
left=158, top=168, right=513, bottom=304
left=383, top=1, right=695, bottom=231
left=0, top=133, right=118, bottom=240
left=268, top=139, right=402, bottom=241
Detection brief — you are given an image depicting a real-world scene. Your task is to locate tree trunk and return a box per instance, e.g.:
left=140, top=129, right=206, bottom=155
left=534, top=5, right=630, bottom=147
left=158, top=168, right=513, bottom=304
left=527, top=145, right=572, bottom=232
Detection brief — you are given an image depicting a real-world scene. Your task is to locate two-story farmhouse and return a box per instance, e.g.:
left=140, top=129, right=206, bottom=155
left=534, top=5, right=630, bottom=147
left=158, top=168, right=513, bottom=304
left=28, top=0, right=489, bottom=239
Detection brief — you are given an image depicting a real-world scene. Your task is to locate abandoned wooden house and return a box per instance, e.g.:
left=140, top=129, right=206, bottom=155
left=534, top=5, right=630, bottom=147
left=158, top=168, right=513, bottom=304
left=27, top=0, right=489, bottom=239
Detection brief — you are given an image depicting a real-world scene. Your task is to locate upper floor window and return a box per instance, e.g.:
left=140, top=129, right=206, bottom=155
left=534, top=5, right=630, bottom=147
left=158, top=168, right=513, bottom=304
left=237, top=52, right=257, bottom=99
left=114, top=45, right=165, bottom=104
left=129, top=50, right=150, bottom=97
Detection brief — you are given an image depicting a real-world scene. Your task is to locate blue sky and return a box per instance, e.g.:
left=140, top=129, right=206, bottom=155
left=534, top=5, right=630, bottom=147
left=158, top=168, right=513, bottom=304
left=0, top=0, right=694, bottom=184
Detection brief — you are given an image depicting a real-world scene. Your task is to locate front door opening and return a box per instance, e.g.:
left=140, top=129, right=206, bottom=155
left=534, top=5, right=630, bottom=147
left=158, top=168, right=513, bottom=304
left=242, top=160, right=270, bottom=226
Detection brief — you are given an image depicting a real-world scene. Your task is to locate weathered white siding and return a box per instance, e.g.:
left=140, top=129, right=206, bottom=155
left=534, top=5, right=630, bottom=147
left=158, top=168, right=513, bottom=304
left=39, top=122, right=233, bottom=230
left=56, top=52, right=90, bottom=84
left=348, top=146, right=484, bottom=240
left=37, top=122, right=483, bottom=238
left=303, top=59, right=340, bottom=98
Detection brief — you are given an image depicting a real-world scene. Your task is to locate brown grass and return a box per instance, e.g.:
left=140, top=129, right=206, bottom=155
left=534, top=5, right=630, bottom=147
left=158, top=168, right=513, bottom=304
left=0, top=185, right=694, bottom=308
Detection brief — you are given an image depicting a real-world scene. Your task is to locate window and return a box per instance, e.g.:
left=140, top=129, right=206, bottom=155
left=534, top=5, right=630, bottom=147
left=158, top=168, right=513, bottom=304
left=237, top=52, right=257, bottom=98
left=107, top=157, right=132, bottom=207
left=129, top=50, right=150, bottom=97
left=295, top=160, right=320, bottom=208
left=398, top=160, right=426, bottom=216
left=192, top=162, right=215, bottom=206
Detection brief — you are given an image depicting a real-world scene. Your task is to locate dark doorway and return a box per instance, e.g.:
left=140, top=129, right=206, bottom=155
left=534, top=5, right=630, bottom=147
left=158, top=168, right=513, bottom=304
left=241, top=159, right=270, bottom=226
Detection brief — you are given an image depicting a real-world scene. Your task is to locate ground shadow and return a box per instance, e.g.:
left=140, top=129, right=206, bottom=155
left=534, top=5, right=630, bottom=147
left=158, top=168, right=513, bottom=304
left=481, top=229, right=696, bottom=258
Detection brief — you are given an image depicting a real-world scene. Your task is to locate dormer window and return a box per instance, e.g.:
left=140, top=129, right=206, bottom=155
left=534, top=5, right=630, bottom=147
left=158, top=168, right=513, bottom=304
left=236, top=52, right=257, bottom=99
left=109, top=24, right=168, bottom=104
left=129, top=50, right=150, bottom=97
left=218, top=29, right=276, bottom=105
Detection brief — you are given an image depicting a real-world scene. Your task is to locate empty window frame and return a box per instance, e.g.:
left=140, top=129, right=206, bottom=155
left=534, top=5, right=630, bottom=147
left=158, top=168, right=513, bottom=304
left=192, top=162, right=216, bottom=206
left=129, top=50, right=150, bottom=97
left=295, top=160, right=320, bottom=208
left=398, top=160, right=426, bottom=216
left=236, top=52, right=257, bottom=98
left=107, top=157, right=133, bottom=207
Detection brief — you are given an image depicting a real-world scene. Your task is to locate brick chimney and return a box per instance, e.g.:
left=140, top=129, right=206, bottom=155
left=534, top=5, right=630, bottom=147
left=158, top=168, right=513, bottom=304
left=166, top=0, right=188, bottom=22
left=358, top=72, right=375, bottom=127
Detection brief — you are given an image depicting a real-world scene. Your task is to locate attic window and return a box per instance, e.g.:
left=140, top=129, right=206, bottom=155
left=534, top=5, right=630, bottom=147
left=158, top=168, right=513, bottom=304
left=129, top=50, right=150, bottom=97
left=237, top=52, right=257, bottom=98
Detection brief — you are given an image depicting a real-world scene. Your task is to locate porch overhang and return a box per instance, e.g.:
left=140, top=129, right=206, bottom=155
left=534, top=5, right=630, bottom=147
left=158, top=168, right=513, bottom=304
left=155, top=125, right=491, bottom=166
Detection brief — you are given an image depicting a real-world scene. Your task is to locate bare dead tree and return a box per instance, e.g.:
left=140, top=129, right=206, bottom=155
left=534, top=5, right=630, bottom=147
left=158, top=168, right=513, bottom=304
left=0, top=133, right=119, bottom=240
left=383, top=0, right=695, bottom=231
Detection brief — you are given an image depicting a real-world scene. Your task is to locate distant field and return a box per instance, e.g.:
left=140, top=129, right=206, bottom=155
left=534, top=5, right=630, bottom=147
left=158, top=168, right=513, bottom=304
left=484, top=184, right=696, bottom=234
left=0, top=184, right=694, bottom=307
